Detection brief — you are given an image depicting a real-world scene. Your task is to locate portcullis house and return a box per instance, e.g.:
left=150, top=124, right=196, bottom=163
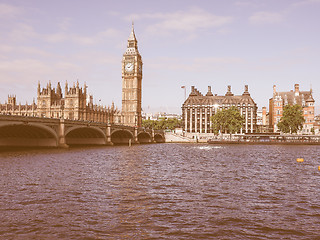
left=182, top=85, right=257, bottom=136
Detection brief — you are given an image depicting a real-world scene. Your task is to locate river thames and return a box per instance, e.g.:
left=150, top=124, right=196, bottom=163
left=1, top=143, right=319, bottom=239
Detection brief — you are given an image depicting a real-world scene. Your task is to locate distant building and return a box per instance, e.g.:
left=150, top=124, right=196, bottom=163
left=257, top=109, right=263, bottom=125
left=0, top=81, right=121, bottom=124
left=313, top=115, right=320, bottom=134
left=269, top=84, right=315, bottom=134
left=143, top=112, right=156, bottom=121
left=256, top=107, right=270, bottom=133
left=262, top=106, right=268, bottom=126
left=182, top=85, right=257, bottom=134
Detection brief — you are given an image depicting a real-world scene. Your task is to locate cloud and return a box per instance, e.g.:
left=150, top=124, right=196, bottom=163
left=249, top=11, right=284, bottom=24
left=8, top=23, right=37, bottom=42
left=193, top=57, right=245, bottom=65
left=148, top=56, right=245, bottom=72
left=126, top=8, right=233, bottom=37
left=45, top=28, right=121, bottom=45
left=0, top=59, right=49, bottom=72
left=58, top=17, right=72, bottom=31
left=0, top=59, right=73, bottom=72
left=2, top=18, right=120, bottom=46
left=0, top=3, right=21, bottom=19
left=0, top=44, right=49, bottom=57
left=0, top=44, right=13, bottom=52
left=0, top=58, right=82, bottom=83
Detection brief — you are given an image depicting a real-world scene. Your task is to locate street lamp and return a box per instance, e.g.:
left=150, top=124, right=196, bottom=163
left=181, top=86, right=186, bottom=101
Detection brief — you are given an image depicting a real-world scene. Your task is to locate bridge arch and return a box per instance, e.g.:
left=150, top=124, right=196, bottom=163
left=65, top=126, right=106, bottom=145
left=154, top=133, right=165, bottom=143
left=0, top=123, right=59, bottom=147
left=111, top=129, right=134, bottom=145
left=137, top=131, right=152, bottom=143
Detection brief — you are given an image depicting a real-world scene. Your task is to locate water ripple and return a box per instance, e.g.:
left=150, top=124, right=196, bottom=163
left=0, top=144, right=320, bottom=239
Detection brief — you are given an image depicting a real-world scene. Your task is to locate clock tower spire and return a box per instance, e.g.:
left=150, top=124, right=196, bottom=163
left=121, top=23, right=143, bottom=127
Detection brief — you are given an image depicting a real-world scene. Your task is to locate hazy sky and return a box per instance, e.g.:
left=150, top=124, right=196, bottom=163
left=0, top=0, right=319, bottom=114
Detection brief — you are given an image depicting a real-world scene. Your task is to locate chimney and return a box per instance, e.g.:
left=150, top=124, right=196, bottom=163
left=294, top=84, right=299, bottom=96
left=191, top=86, right=195, bottom=92
left=273, top=85, right=276, bottom=95
left=206, top=86, right=213, bottom=96
left=262, top=107, right=267, bottom=126
left=225, top=85, right=233, bottom=96
left=242, top=85, right=250, bottom=96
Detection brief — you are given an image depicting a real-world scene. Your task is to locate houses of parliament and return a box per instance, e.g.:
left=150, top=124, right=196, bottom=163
left=0, top=24, right=143, bottom=127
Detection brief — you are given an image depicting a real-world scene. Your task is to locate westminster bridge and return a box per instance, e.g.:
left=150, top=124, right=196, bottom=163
left=0, top=115, right=165, bottom=148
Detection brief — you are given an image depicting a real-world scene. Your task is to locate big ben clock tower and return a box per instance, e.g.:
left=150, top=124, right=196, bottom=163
left=122, top=23, right=143, bottom=127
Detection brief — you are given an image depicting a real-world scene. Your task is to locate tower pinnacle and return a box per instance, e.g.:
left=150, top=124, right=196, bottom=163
left=128, top=21, right=136, bottom=41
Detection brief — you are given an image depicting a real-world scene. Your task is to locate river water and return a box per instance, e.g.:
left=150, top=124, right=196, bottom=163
left=0, top=143, right=319, bottom=240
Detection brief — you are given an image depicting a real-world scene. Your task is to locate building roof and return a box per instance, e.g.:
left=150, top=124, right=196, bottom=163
left=182, top=86, right=256, bottom=107
left=276, top=90, right=314, bottom=105
left=272, top=84, right=315, bottom=106
left=124, top=23, right=139, bottom=55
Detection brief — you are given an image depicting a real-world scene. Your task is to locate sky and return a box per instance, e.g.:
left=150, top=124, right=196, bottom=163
left=0, top=0, right=319, bottom=114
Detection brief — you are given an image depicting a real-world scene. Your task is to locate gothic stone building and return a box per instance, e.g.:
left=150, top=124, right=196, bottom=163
left=269, top=84, right=315, bottom=133
left=0, top=95, right=37, bottom=117
left=0, top=24, right=146, bottom=125
left=182, top=85, right=257, bottom=134
left=121, top=23, right=143, bottom=127
left=0, top=81, right=121, bottom=124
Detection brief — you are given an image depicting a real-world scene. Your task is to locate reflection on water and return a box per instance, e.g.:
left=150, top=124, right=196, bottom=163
left=0, top=144, right=320, bottom=239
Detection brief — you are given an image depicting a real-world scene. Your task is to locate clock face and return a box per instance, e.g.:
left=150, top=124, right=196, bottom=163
left=125, top=62, right=134, bottom=72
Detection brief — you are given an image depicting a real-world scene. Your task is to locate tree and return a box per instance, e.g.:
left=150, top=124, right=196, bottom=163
left=311, top=127, right=315, bottom=135
left=142, top=118, right=182, bottom=130
left=277, top=104, right=305, bottom=134
left=211, top=106, right=245, bottom=136
left=211, top=109, right=228, bottom=134
left=142, top=119, right=156, bottom=129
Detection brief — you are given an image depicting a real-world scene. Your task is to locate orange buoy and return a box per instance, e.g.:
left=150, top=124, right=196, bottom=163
left=318, top=166, right=320, bottom=171
left=296, top=158, right=304, bottom=163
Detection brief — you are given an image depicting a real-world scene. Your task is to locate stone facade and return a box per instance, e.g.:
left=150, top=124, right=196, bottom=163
left=0, top=81, right=121, bottom=124
left=1, top=94, right=37, bottom=117
left=121, top=23, right=143, bottom=127
left=182, top=85, right=257, bottom=134
left=269, top=84, right=315, bottom=134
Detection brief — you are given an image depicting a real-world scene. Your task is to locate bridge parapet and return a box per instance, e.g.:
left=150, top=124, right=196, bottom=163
left=0, top=114, right=60, bottom=124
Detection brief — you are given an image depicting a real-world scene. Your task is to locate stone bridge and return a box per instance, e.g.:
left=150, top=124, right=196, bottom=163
left=0, top=115, right=165, bottom=148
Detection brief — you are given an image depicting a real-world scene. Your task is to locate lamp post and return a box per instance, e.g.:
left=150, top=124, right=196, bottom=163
left=181, top=86, right=186, bottom=101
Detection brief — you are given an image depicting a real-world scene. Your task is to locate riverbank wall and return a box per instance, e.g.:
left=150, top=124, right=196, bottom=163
left=165, top=132, right=207, bottom=143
